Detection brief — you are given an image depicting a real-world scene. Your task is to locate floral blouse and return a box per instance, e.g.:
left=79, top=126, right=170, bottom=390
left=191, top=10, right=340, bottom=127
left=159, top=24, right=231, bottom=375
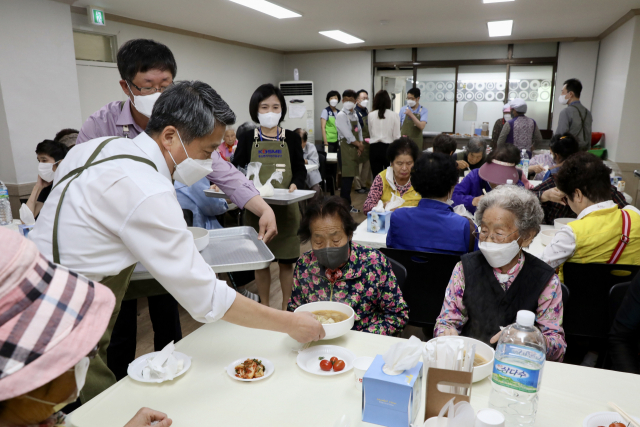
left=363, top=174, right=413, bottom=213
left=434, top=253, right=566, bottom=361
left=288, top=242, right=409, bottom=335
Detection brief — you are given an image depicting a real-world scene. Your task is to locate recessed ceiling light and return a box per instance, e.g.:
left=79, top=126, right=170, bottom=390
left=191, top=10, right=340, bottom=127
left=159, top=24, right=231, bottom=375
left=319, top=30, right=364, bottom=44
left=228, top=0, right=301, bottom=19
left=483, top=0, right=515, bottom=3
left=487, top=20, right=513, bottom=37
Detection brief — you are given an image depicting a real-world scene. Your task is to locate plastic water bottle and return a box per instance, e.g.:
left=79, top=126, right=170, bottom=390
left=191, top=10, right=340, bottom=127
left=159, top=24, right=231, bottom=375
left=488, top=310, right=546, bottom=427
left=0, top=181, right=13, bottom=226
left=518, top=149, right=529, bottom=178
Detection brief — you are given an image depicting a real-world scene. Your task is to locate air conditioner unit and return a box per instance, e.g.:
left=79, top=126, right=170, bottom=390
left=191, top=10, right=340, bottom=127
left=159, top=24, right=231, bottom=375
left=279, top=80, right=314, bottom=141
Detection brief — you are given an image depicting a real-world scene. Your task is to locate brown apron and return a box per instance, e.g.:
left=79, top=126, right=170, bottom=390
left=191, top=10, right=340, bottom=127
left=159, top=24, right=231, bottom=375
left=401, top=105, right=425, bottom=145
left=339, top=119, right=361, bottom=178
left=357, top=110, right=370, bottom=164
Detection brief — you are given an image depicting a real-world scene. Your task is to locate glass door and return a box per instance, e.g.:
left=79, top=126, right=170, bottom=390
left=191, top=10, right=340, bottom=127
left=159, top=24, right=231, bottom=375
left=415, top=67, right=457, bottom=133
left=508, top=65, right=554, bottom=129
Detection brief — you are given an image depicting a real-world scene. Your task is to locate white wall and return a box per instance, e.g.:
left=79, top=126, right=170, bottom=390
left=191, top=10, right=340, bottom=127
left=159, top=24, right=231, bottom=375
left=0, top=0, right=83, bottom=185
left=617, top=17, right=640, bottom=163
left=552, top=41, right=600, bottom=130
left=283, top=51, right=372, bottom=141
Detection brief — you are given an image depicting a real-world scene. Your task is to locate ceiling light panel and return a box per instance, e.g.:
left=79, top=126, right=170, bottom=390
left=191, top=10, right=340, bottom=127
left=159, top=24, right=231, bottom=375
left=319, top=30, right=364, bottom=44
left=483, top=0, right=515, bottom=3
left=487, top=20, right=513, bottom=37
left=228, top=0, right=301, bottom=19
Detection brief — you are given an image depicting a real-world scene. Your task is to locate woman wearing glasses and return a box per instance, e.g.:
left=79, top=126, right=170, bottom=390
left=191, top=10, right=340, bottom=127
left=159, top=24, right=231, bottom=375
left=434, top=185, right=566, bottom=362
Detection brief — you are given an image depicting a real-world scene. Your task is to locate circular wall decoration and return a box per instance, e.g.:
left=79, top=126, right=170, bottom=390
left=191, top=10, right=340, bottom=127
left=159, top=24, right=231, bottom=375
left=528, top=91, right=539, bottom=101
left=458, top=82, right=465, bottom=90
left=496, top=82, right=506, bottom=91
left=508, top=91, right=518, bottom=100
left=475, top=91, right=484, bottom=101
left=518, top=91, right=529, bottom=100
left=465, top=92, right=474, bottom=101
left=418, top=82, right=426, bottom=91
left=541, top=80, right=551, bottom=88
left=425, top=82, right=436, bottom=91
left=466, top=82, right=475, bottom=90
left=435, top=92, right=445, bottom=101
left=486, top=82, right=496, bottom=90
left=425, top=92, right=435, bottom=101
left=539, top=90, right=550, bottom=101
left=445, top=82, right=454, bottom=91
left=435, top=82, right=445, bottom=91
left=529, top=80, right=540, bottom=90
left=518, top=80, right=530, bottom=90
left=445, top=92, right=455, bottom=101
left=496, top=92, right=505, bottom=101
left=485, top=91, right=495, bottom=101
left=475, top=82, right=486, bottom=91
left=509, top=81, right=519, bottom=90
left=457, top=92, right=464, bottom=101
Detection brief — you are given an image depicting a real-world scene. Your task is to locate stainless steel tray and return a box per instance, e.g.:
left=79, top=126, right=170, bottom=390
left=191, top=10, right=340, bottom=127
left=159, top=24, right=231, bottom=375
left=204, top=188, right=316, bottom=205
left=200, top=226, right=274, bottom=273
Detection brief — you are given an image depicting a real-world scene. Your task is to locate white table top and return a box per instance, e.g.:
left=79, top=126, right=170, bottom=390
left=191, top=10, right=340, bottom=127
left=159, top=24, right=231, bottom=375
left=306, top=163, right=319, bottom=172
left=327, top=152, right=338, bottom=163
left=68, top=321, right=640, bottom=427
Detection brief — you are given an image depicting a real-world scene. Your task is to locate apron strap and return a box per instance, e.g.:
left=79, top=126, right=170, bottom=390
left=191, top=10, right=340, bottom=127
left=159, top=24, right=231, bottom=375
left=569, top=104, right=588, bottom=142
left=607, top=209, right=632, bottom=264
left=52, top=137, right=158, bottom=265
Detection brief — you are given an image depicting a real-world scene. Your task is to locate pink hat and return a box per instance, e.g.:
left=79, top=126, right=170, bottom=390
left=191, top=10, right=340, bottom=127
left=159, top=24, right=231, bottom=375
left=478, top=159, right=520, bottom=185
left=0, top=228, right=115, bottom=401
left=503, top=104, right=511, bottom=113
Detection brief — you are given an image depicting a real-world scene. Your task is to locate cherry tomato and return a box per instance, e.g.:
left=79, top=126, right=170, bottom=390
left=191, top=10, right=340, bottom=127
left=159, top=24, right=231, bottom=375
left=330, top=357, right=339, bottom=364
left=333, top=360, right=346, bottom=372
left=320, top=360, right=333, bottom=371
left=609, top=423, right=626, bottom=427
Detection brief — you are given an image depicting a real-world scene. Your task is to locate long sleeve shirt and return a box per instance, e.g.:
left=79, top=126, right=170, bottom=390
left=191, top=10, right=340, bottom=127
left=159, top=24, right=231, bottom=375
left=29, top=133, right=236, bottom=323
left=555, top=101, right=593, bottom=151
left=335, top=109, right=363, bottom=144
left=434, top=254, right=567, bottom=361
left=302, top=143, right=322, bottom=187
left=368, top=109, right=401, bottom=144
left=77, top=100, right=259, bottom=209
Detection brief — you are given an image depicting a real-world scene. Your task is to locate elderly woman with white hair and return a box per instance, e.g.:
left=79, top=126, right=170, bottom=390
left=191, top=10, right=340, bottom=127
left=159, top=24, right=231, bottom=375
left=434, top=185, right=566, bottom=361
left=496, top=98, right=543, bottom=157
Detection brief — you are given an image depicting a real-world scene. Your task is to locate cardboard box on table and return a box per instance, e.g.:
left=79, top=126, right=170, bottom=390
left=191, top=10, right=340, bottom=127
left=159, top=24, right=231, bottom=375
left=424, top=367, right=473, bottom=420
left=362, top=355, right=423, bottom=427
left=367, top=211, right=391, bottom=233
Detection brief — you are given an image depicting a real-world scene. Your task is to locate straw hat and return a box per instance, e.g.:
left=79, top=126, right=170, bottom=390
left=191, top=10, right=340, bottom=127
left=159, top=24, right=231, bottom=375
left=0, top=228, right=115, bottom=401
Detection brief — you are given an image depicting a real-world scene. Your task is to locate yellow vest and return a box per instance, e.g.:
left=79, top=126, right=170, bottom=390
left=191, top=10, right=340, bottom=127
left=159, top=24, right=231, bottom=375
left=380, top=168, right=421, bottom=208
left=559, top=205, right=640, bottom=282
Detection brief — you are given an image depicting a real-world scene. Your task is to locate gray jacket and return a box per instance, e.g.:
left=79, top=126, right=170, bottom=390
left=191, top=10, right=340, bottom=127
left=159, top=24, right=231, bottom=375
left=555, top=101, right=593, bottom=151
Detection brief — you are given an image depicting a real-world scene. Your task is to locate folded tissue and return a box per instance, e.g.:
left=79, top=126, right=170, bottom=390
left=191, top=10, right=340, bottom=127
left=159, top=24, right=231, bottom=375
left=246, top=162, right=283, bottom=197
left=141, top=341, right=185, bottom=382
left=383, top=335, right=423, bottom=375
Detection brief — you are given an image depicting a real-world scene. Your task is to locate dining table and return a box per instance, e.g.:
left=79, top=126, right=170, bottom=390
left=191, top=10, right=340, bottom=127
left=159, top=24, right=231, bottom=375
left=68, top=321, right=640, bottom=427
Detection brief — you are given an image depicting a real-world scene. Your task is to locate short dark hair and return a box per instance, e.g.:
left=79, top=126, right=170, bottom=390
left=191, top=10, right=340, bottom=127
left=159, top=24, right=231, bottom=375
left=146, top=81, right=236, bottom=143
left=53, top=128, right=79, bottom=142
left=35, top=140, right=68, bottom=162
left=407, top=87, right=421, bottom=98
left=411, top=152, right=458, bottom=198
left=342, top=89, right=357, bottom=99
left=556, top=152, right=611, bottom=203
left=433, top=134, right=457, bottom=155
left=326, top=90, right=341, bottom=104
left=549, top=132, right=580, bottom=162
left=356, top=89, right=368, bottom=98
left=387, top=137, right=420, bottom=163
left=237, top=121, right=257, bottom=140
left=293, top=128, right=308, bottom=143
left=117, top=39, right=177, bottom=82
left=563, top=78, right=583, bottom=98
left=249, top=83, right=287, bottom=124
left=373, top=90, right=392, bottom=119
left=487, top=143, right=521, bottom=165
left=298, top=196, right=357, bottom=243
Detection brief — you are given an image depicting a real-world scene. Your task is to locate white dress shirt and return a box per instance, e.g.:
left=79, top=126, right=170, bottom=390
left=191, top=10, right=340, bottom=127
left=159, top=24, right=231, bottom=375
left=29, top=133, right=236, bottom=323
left=368, top=109, right=401, bottom=144
left=542, top=201, right=640, bottom=268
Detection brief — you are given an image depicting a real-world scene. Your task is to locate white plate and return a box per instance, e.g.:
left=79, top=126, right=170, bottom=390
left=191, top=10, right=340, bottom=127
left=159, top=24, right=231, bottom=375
left=583, top=411, right=640, bottom=427
left=226, top=357, right=274, bottom=382
left=127, top=351, right=191, bottom=383
left=296, top=345, right=356, bottom=376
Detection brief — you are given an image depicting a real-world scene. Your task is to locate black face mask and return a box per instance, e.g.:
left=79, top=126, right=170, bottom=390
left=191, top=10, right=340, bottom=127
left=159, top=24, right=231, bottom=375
left=314, top=243, right=350, bottom=270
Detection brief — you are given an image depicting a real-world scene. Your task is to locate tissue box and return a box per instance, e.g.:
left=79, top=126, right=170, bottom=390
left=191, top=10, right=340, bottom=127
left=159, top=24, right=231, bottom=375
left=367, top=211, right=391, bottom=233
left=362, top=355, right=423, bottom=427
left=18, top=224, right=34, bottom=237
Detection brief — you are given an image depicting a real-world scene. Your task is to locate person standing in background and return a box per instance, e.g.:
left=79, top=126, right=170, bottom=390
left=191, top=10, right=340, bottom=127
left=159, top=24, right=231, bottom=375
left=321, top=90, right=341, bottom=195
left=555, top=78, right=593, bottom=151
left=368, top=90, right=400, bottom=178
left=496, top=98, right=543, bottom=157
left=491, top=104, right=511, bottom=151
left=335, top=89, right=364, bottom=213
left=295, top=128, right=323, bottom=204
left=399, top=87, right=428, bottom=148
left=218, top=127, right=237, bottom=162
left=354, top=89, right=372, bottom=194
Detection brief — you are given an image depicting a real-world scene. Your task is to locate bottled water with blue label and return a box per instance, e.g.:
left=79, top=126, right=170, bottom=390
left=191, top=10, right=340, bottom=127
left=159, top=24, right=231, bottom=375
left=0, top=181, right=13, bottom=226
left=518, top=149, right=529, bottom=179
left=488, top=310, right=546, bottom=427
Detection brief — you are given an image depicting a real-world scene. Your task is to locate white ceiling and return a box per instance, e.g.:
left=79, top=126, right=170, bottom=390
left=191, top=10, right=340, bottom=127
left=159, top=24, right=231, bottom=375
left=71, top=0, right=640, bottom=52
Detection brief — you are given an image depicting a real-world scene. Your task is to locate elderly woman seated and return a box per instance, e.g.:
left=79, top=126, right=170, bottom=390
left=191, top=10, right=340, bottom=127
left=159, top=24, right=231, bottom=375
left=434, top=185, right=566, bottom=362
left=0, top=228, right=171, bottom=427
left=363, top=137, right=421, bottom=214
left=386, top=152, right=476, bottom=254
left=455, top=137, right=487, bottom=177
left=288, top=196, right=409, bottom=335
left=452, top=143, right=532, bottom=214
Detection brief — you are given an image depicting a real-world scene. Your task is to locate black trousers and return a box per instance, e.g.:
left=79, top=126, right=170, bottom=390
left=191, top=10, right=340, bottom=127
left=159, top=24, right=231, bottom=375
left=337, top=146, right=354, bottom=205
left=326, top=141, right=338, bottom=195
left=370, top=143, right=390, bottom=179
left=107, top=294, right=182, bottom=380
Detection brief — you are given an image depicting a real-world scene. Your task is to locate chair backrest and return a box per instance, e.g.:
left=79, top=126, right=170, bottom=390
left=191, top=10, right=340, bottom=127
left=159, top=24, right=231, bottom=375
left=563, top=262, right=640, bottom=339
left=561, top=283, right=570, bottom=307
left=608, top=281, right=631, bottom=326
left=317, top=151, right=327, bottom=184
left=385, top=256, right=407, bottom=290
left=182, top=209, right=194, bottom=227
left=380, top=248, right=461, bottom=329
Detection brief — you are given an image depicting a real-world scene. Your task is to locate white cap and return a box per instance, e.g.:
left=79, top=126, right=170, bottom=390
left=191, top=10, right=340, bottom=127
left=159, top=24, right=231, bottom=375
left=517, top=310, right=535, bottom=327
left=506, top=179, right=513, bottom=185
left=510, top=97, right=527, bottom=113
left=475, top=408, right=506, bottom=427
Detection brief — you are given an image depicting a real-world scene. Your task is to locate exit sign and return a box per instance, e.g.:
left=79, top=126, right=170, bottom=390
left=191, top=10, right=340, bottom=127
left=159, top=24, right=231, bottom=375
left=87, top=6, right=106, bottom=26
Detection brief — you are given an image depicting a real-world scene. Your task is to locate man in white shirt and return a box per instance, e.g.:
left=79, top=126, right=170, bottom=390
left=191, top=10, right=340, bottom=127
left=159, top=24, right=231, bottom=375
left=29, top=81, right=324, bottom=402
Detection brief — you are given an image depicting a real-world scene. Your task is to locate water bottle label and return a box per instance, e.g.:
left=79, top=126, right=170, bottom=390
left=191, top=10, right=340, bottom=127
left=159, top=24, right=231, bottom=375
left=0, top=188, right=8, bottom=198
left=492, top=345, right=544, bottom=393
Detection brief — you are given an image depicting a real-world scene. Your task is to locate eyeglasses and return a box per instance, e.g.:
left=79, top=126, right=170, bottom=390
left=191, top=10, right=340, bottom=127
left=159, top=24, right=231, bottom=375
left=473, top=227, right=519, bottom=243
left=128, top=81, right=174, bottom=95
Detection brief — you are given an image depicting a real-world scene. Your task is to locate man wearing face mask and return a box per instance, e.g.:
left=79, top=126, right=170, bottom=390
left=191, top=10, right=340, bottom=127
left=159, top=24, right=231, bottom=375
left=29, top=81, right=325, bottom=403
left=335, top=89, right=365, bottom=212
left=398, top=87, right=428, bottom=147
left=555, top=78, right=593, bottom=151
left=354, top=89, right=372, bottom=194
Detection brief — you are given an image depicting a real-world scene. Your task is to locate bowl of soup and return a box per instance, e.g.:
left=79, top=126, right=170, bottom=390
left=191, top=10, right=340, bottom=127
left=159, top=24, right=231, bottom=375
left=426, top=336, right=495, bottom=382
left=294, top=301, right=355, bottom=340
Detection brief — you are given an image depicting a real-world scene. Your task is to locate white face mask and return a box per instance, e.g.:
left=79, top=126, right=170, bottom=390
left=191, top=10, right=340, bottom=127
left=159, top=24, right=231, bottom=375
left=167, top=130, right=213, bottom=186
left=343, top=101, right=355, bottom=111
left=38, top=161, right=59, bottom=182
left=24, top=356, right=90, bottom=412
left=479, top=237, right=521, bottom=269
left=329, top=99, right=339, bottom=107
left=258, top=112, right=281, bottom=129
left=504, top=114, right=511, bottom=121
left=407, top=99, right=416, bottom=108
left=558, top=94, right=569, bottom=105
left=360, top=99, right=369, bottom=108
left=126, top=82, right=161, bottom=118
